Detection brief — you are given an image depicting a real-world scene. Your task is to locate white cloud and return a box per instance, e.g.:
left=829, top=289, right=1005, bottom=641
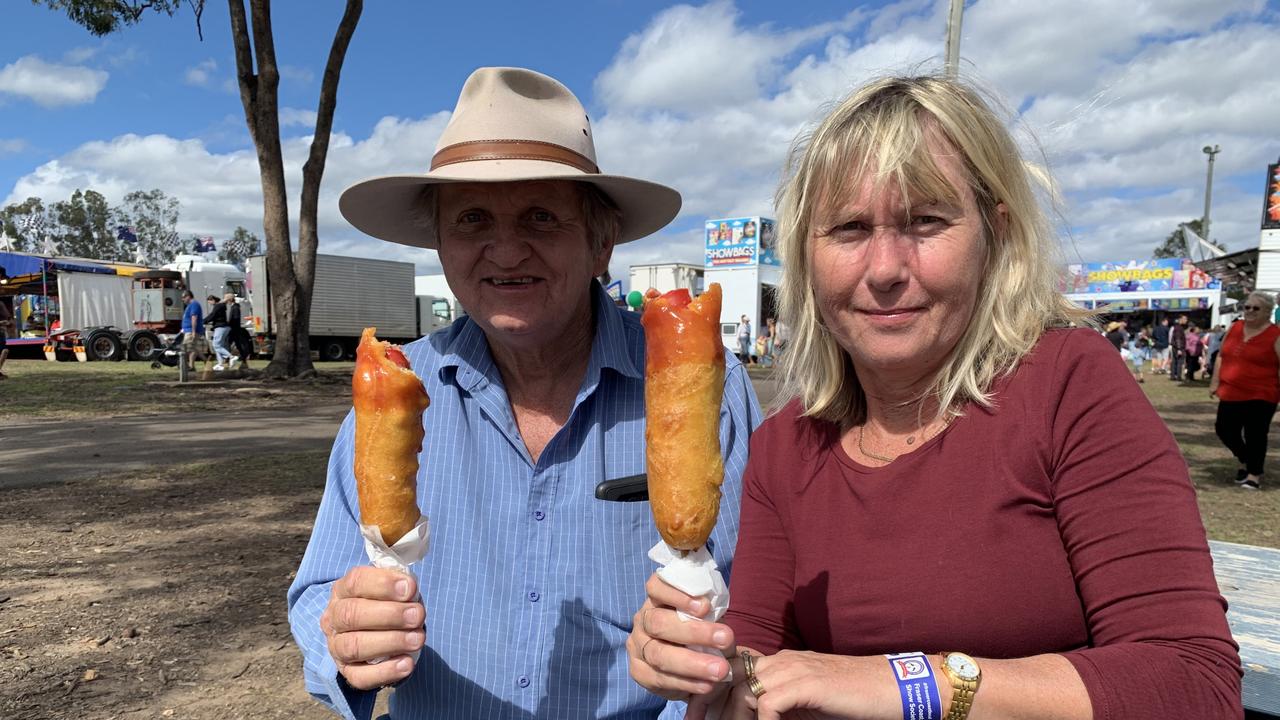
left=184, top=58, right=218, bottom=87
left=281, top=65, right=314, bottom=85
left=279, top=107, right=318, bottom=128
left=0, top=139, right=28, bottom=155
left=0, top=55, right=108, bottom=107
left=63, top=46, right=99, bottom=64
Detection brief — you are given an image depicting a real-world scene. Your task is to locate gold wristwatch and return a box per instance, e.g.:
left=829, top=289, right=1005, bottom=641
left=940, top=652, right=981, bottom=720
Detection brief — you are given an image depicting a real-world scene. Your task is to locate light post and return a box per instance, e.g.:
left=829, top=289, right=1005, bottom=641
left=945, top=0, right=965, bottom=78
left=1202, top=144, right=1221, bottom=247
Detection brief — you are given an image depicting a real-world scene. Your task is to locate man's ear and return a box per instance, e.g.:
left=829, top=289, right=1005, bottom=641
left=592, top=238, right=615, bottom=278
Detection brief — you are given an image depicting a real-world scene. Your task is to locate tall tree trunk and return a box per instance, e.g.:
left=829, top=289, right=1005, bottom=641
left=229, top=0, right=304, bottom=377
left=228, top=0, right=362, bottom=378
left=297, top=0, right=363, bottom=371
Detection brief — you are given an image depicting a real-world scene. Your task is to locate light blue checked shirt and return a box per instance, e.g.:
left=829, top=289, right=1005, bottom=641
left=287, top=284, right=762, bottom=719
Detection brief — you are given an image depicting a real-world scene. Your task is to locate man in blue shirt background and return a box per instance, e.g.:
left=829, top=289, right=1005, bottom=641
left=287, top=67, right=762, bottom=719
left=179, top=289, right=206, bottom=371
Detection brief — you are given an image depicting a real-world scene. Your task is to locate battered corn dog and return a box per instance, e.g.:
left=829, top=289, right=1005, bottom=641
left=352, top=327, right=430, bottom=546
left=641, top=284, right=725, bottom=550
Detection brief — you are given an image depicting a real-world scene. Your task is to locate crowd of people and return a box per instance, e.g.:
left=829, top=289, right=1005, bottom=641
left=276, top=66, right=1252, bottom=720
left=1104, top=315, right=1227, bottom=383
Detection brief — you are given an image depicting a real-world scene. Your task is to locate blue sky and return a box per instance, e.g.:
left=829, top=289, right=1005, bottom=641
left=2, top=0, right=1278, bottom=280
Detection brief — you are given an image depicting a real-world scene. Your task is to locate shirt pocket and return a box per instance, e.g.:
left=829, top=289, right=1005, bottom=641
left=576, top=499, right=659, bottom=634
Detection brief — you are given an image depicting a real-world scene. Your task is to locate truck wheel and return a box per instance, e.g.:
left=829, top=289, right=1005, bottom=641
left=85, top=330, right=125, bottom=362
left=125, top=330, right=163, bottom=361
left=319, top=339, right=348, bottom=362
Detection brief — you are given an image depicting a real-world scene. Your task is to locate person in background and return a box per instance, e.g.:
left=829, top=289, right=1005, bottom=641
left=1170, top=314, right=1188, bottom=380
left=287, top=66, right=762, bottom=719
left=180, top=290, right=207, bottom=371
left=1128, top=325, right=1151, bottom=384
left=1151, top=315, right=1171, bottom=374
left=1103, top=320, right=1127, bottom=352
left=736, top=314, right=754, bottom=365
left=0, top=296, right=12, bottom=380
left=627, top=73, right=1240, bottom=719
left=223, top=292, right=249, bottom=369
left=1185, top=323, right=1203, bottom=381
left=203, top=294, right=234, bottom=371
left=1210, top=291, right=1280, bottom=491
left=772, top=318, right=789, bottom=356
left=1204, top=324, right=1224, bottom=379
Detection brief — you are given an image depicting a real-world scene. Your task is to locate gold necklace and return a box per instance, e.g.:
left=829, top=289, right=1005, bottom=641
left=857, top=420, right=948, bottom=464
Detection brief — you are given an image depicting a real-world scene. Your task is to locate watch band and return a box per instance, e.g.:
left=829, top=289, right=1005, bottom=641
left=941, top=653, right=980, bottom=720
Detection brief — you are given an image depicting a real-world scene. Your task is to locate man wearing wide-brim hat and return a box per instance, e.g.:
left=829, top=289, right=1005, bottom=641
left=287, top=67, right=762, bottom=719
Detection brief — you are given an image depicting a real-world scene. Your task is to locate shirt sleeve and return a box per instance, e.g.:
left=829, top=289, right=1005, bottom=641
left=285, top=412, right=379, bottom=720
left=1047, top=331, right=1241, bottom=719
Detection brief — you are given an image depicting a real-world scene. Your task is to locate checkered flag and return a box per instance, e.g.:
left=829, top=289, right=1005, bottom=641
left=20, top=214, right=45, bottom=235
left=163, top=231, right=181, bottom=250
left=223, top=234, right=246, bottom=258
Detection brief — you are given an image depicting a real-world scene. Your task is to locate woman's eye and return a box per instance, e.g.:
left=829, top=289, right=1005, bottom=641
left=828, top=221, right=868, bottom=237
left=909, top=215, right=945, bottom=227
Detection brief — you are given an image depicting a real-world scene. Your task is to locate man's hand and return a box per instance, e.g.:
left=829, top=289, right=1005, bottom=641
left=320, top=566, right=425, bottom=690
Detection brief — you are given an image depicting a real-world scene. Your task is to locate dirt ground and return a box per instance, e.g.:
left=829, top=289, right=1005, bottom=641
left=0, top=452, right=340, bottom=720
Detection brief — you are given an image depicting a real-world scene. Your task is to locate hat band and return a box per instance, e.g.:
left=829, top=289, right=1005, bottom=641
left=430, top=139, right=600, bottom=174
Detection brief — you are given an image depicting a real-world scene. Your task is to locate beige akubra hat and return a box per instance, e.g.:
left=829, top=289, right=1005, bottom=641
left=339, top=66, right=682, bottom=250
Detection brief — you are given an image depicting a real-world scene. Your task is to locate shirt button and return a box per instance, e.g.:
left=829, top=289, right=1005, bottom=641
left=517, top=675, right=530, bottom=688
left=533, top=510, right=545, bottom=521
left=528, top=591, right=540, bottom=603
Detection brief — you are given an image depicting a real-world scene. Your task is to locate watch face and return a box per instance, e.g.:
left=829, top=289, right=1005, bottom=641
left=946, top=653, right=979, bottom=680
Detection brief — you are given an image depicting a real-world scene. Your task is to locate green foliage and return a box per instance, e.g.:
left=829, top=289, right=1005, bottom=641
left=51, top=189, right=115, bottom=259
left=31, top=0, right=190, bottom=36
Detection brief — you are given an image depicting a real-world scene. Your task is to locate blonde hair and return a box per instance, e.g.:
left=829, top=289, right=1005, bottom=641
left=774, top=75, right=1087, bottom=424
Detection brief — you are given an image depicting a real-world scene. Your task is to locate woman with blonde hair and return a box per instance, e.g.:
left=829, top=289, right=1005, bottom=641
left=626, top=75, right=1240, bottom=719
left=1211, top=291, right=1280, bottom=490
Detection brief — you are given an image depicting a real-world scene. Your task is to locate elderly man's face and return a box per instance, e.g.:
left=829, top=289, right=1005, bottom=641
left=437, top=181, right=611, bottom=352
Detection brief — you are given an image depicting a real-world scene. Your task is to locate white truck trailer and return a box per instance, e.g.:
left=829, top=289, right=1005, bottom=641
left=246, top=253, right=448, bottom=361
left=628, top=263, right=704, bottom=296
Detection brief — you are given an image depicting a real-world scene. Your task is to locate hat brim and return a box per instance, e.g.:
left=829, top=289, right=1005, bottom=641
left=338, top=160, right=682, bottom=250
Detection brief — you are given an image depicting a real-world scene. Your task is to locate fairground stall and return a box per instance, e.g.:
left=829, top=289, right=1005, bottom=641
left=1063, top=258, right=1223, bottom=328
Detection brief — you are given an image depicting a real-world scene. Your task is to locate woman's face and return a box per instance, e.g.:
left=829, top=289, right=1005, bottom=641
left=807, top=136, right=989, bottom=380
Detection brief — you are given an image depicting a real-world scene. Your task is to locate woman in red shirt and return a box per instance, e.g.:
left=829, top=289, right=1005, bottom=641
left=625, top=76, right=1241, bottom=720
left=1210, top=292, right=1280, bottom=490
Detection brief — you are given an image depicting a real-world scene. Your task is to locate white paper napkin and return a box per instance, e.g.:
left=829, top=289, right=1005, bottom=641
left=648, top=540, right=730, bottom=659
left=359, top=515, right=430, bottom=664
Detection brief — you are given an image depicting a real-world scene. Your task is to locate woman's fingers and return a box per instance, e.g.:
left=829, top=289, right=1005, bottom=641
left=328, top=628, right=425, bottom=666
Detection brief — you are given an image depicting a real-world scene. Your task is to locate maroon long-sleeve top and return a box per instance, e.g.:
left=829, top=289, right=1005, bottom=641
left=725, top=328, right=1242, bottom=719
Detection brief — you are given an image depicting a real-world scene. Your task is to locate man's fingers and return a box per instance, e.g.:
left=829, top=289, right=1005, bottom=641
left=329, top=628, right=425, bottom=665
left=645, top=573, right=710, bottom=616
left=337, top=654, right=416, bottom=691
left=334, top=566, right=417, bottom=602
left=641, top=606, right=734, bottom=653
left=327, top=597, right=424, bottom=634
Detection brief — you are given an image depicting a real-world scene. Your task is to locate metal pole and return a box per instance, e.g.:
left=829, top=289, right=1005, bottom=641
left=945, top=0, right=965, bottom=78
left=1202, top=144, right=1220, bottom=248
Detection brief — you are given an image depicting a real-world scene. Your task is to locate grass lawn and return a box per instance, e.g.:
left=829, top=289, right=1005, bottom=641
left=0, top=357, right=356, bottom=420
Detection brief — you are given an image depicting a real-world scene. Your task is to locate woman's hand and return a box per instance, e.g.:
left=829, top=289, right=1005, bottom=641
left=626, top=573, right=736, bottom=703
left=720, top=650, right=901, bottom=720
